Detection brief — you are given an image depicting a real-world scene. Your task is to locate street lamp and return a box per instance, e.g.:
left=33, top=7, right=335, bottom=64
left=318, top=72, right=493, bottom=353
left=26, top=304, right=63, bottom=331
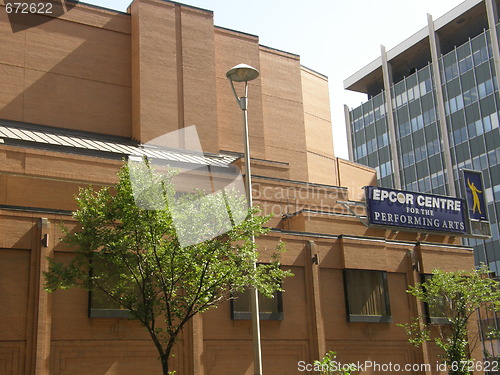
left=226, top=63, right=262, bottom=375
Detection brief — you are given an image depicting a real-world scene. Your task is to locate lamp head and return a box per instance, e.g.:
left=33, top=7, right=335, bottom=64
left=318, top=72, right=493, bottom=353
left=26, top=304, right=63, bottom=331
left=226, top=63, right=260, bottom=82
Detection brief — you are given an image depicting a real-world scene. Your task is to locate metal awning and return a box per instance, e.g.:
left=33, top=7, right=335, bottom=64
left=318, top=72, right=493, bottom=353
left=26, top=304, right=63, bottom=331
left=0, top=121, right=237, bottom=168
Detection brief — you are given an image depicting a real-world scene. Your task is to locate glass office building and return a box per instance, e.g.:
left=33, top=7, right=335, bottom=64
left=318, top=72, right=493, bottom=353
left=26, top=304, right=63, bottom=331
left=344, top=0, right=500, bottom=273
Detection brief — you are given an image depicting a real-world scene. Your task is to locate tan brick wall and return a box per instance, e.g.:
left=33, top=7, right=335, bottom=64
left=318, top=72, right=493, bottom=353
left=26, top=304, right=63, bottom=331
left=301, top=67, right=338, bottom=186
left=0, top=3, right=131, bottom=137
left=260, top=46, right=309, bottom=182
left=0, top=1, right=478, bottom=374
left=0, top=0, right=341, bottom=181
left=0, top=209, right=475, bottom=375
left=0, top=249, right=30, bottom=340
left=337, top=158, right=378, bottom=201
left=214, top=27, right=266, bottom=158
left=180, top=6, right=219, bottom=154
left=130, top=0, right=179, bottom=143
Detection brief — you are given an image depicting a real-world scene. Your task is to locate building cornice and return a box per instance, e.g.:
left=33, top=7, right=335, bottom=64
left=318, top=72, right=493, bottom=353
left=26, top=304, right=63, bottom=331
left=344, top=0, right=485, bottom=94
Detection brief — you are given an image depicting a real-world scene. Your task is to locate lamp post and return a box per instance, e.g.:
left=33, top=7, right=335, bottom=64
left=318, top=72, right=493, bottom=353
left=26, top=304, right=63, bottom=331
left=226, top=63, right=262, bottom=375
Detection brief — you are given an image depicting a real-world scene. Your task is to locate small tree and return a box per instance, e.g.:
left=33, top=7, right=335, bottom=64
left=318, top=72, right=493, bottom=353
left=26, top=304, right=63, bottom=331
left=44, top=162, right=291, bottom=375
left=400, top=266, right=500, bottom=375
left=314, top=351, right=355, bottom=375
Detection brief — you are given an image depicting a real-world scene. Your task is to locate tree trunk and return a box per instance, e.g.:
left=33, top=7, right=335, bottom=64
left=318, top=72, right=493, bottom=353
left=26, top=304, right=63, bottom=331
left=161, top=354, right=170, bottom=375
left=160, top=339, right=177, bottom=375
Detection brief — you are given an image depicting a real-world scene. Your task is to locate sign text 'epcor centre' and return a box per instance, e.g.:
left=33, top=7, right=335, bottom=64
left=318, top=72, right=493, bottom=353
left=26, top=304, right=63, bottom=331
left=366, top=186, right=466, bottom=234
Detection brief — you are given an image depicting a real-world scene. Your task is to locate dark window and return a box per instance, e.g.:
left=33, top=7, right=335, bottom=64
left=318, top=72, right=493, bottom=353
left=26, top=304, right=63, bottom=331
left=421, top=274, right=449, bottom=324
left=89, top=288, right=131, bottom=318
left=343, top=269, right=392, bottom=323
left=231, top=288, right=283, bottom=321
left=88, top=259, right=131, bottom=318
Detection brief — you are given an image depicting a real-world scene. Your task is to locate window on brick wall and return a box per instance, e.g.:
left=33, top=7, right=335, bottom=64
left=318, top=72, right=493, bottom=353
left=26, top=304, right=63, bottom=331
left=421, top=274, right=449, bottom=324
left=89, top=289, right=131, bottom=318
left=88, top=259, right=131, bottom=318
left=343, top=269, right=392, bottom=323
left=231, top=288, right=283, bottom=321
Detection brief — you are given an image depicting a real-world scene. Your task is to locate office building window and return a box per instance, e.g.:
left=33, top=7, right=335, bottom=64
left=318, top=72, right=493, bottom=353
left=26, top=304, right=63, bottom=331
left=343, top=269, right=392, bottom=323
left=231, top=288, right=283, bottom=321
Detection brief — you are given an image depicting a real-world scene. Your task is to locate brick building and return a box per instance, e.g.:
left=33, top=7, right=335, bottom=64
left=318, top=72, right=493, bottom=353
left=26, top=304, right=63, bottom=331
left=0, top=0, right=477, bottom=374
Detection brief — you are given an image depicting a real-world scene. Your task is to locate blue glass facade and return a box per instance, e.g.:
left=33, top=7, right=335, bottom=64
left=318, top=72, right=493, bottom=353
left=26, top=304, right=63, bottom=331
left=349, top=26, right=500, bottom=273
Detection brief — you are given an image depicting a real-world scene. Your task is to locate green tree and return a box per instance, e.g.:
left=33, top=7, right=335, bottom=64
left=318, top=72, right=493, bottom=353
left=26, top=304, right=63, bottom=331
left=314, top=351, right=355, bottom=375
left=44, top=161, right=291, bottom=375
left=400, top=266, right=500, bottom=375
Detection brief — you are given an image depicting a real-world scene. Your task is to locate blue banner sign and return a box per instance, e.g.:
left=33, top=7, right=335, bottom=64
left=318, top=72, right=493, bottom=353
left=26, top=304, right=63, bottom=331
left=462, top=169, right=488, bottom=221
left=365, top=186, right=466, bottom=234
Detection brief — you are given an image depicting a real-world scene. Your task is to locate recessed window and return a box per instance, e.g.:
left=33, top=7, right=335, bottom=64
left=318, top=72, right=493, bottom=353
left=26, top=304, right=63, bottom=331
left=231, top=288, right=283, bottom=321
left=88, top=259, right=131, bottom=318
left=89, top=288, right=131, bottom=318
left=343, top=269, right=392, bottom=323
left=421, top=274, right=449, bottom=324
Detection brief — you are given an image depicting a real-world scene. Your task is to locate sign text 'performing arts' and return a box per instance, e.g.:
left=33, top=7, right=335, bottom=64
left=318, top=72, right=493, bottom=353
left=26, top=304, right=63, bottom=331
left=365, top=186, right=466, bottom=234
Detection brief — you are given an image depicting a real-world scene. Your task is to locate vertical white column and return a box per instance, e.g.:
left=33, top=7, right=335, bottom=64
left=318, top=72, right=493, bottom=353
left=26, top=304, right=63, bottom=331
left=380, top=45, right=402, bottom=189
left=485, top=0, right=500, bottom=94
left=427, top=13, right=456, bottom=196
left=344, top=105, right=355, bottom=161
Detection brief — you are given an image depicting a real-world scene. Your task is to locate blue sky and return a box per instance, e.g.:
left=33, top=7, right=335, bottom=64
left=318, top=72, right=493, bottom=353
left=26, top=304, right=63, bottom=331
left=82, top=0, right=464, bottom=158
